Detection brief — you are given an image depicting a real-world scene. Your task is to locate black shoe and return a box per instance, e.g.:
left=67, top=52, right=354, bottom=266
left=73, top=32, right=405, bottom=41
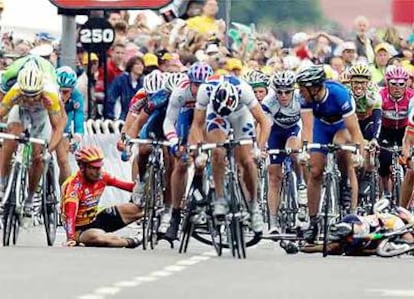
left=328, top=223, right=352, bottom=241
left=125, top=237, right=142, bottom=248
left=340, top=183, right=352, bottom=211
left=303, top=217, right=319, bottom=243
left=164, top=209, right=181, bottom=241
left=280, top=241, right=299, bottom=254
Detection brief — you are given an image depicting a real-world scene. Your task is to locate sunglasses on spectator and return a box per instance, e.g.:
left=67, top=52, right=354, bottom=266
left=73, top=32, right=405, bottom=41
left=276, top=89, right=293, bottom=95
left=389, top=80, right=407, bottom=87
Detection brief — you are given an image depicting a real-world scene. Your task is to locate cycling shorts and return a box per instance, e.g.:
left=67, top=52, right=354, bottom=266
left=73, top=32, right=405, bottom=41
left=312, top=119, right=345, bottom=154
left=7, top=106, right=51, bottom=141
left=268, top=124, right=301, bottom=164
left=206, top=106, right=255, bottom=140
left=76, top=206, right=125, bottom=240
left=176, top=109, right=194, bottom=144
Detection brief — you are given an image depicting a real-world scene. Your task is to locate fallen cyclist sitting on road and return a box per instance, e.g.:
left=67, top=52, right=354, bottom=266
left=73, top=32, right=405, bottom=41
left=61, top=146, right=143, bottom=248
left=301, top=199, right=414, bottom=255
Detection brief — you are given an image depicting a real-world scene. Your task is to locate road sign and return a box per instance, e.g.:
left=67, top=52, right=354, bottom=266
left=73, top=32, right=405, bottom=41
left=79, top=18, right=114, bottom=52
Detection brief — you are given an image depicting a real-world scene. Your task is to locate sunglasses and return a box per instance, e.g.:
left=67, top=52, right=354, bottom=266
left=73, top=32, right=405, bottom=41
left=60, top=88, right=73, bottom=94
left=351, top=80, right=368, bottom=85
left=389, top=80, right=407, bottom=87
left=85, top=164, right=102, bottom=170
left=276, top=89, right=293, bottom=95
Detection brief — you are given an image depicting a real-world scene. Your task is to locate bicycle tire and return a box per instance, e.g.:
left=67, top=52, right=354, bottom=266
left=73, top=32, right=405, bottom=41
left=376, top=238, right=414, bottom=257
left=287, top=171, right=298, bottom=232
left=3, top=163, right=21, bottom=246
left=42, top=164, right=58, bottom=246
left=322, top=176, right=332, bottom=257
left=142, top=167, right=155, bottom=251
left=207, top=217, right=222, bottom=256
left=178, top=210, right=192, bottom=254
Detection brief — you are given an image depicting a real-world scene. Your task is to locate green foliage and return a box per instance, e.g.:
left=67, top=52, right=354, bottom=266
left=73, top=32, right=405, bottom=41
left=222, top=0, right=324, bottom=27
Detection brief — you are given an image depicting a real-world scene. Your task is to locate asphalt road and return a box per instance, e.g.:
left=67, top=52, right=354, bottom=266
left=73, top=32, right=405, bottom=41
left=0, top=225, right=413, bottom=299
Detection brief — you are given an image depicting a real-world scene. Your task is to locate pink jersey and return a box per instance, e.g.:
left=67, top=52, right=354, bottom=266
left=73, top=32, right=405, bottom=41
left=380, top=87, right=414, bottom=130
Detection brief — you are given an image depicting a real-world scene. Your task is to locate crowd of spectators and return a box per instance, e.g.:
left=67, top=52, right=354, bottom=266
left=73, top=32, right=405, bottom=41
left=0, top=0, right=413, bottom=121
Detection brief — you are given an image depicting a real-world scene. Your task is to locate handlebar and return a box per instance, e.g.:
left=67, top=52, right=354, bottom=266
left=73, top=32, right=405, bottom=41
left=0, top=132, right=47, bottom=146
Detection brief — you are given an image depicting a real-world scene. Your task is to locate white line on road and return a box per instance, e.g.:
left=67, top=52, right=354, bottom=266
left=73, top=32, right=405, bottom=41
left=366, top=289, right=414, bottom=297
left=77, top=251, right=213, bottom=299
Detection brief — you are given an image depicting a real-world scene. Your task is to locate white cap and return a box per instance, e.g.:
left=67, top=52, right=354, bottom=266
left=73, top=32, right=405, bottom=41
left=205, top=43, right=219, bottom=55
left=341, top=41, right=357, bottom=51
left=30, top=44, right=54, bottom=57
left=291, top=32, right=308, bottom=46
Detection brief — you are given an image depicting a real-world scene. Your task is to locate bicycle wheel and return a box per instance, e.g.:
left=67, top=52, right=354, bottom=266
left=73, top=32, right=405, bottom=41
left=376, top=238, right=414, bottom=257
left=142, top=167, right=154, bottom=251
left=207, top=216, right=222, bottom=256
left=42, top=164, right=58, bottom=246
left=3, top=164, right=21, bottom=246
left=322, top=176, right=333, bottom=257
left=286, top=171, right=298, bottom=232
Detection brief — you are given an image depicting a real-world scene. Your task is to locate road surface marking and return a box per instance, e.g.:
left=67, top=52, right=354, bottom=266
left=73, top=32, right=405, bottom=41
left=367, top=289, right=414, bottom=297
left=77, top=251, right=213, bottom=299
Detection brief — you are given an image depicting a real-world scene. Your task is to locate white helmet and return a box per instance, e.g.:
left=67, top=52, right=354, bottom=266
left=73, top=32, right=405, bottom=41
left=165, top=72, right=188, bottom=93
left=373, top=198, right=390, bottom=214
left=143, top=70, right=165, bottom=94
left=212, top=81, right=240, bottom=116
left=17, top=62, right=44, bottom=96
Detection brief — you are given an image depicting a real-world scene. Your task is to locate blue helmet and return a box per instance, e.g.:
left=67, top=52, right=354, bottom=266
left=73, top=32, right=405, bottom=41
left=57, top=66, right=77, bottom=88
left=187, top=62, right=213, bottom=84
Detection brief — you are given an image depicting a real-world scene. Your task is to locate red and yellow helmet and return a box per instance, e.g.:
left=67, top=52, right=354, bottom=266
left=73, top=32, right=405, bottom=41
left=75, top=146, right=104, bottom=167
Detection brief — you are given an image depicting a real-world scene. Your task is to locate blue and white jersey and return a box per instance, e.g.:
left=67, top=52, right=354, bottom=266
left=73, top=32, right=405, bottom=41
left=262, top=89, right=301, bottom=129
left=300, top=81, right=355, bottom=125
left=195, top=75, right=258, bottom=115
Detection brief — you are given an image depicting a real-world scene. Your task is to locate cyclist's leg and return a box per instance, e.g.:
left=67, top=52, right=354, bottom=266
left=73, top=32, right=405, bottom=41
left=206, top=112, right=229, bottom=215
left=0, top=107, right=23, bottom=189
left=55, top=137, right=71, bottom=185
left=400, top=168, right=414, bottom=208
left=334, top=128, right=358, bottom=211
left=79, top=204, right=142, bottom=248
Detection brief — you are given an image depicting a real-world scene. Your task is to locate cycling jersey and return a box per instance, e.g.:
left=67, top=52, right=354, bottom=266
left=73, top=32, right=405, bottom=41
left=64, top=88, right=85, bottom=135
left=0, top=55, right=57, bottom=93
left=380, top=87, right=414, bottom=130
left=262, top=89, right=301, bottom=129
left=61, top=171, right=134, bottom=240
left=128, top=89, right=148, bottom=116
left=1, top=82, right=61, bottom=115
left=301, top=80, right=355, bottom=125
left=163, top=79, right=197, bottom=142
left=139, top=89, right=170, bottom=139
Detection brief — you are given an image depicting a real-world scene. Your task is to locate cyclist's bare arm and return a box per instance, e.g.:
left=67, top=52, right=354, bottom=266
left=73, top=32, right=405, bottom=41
left=250, top=104, right=271, bottom=149
left=188, top=109, right=206, bottom=145
left=301, top=110, right=313, bottom=142
left=48, top=112, right=65, bottom=152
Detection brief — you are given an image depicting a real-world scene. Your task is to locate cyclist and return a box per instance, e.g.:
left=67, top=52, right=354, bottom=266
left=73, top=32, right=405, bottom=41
left=243, top=70, right=269, bottom=102
left=0, top=62, right=65, bottom=219
left=162, top=62, right=213, bottom=241
left=130, top=72, right=188, bottom=235
left=302, top=199, right=414, bottom=255
left=55, top=66, right=84, bottom=184
left=298, top=65, right=365, bottom=243
left=262, top=71, right=304, bottom=233
left=61, top=146, right=142, bottom=247
left=378, top=66, right=414, bottom=198
left=189, top=75, right=272, bottom=234
left=348, top=64, right=382, bottom=144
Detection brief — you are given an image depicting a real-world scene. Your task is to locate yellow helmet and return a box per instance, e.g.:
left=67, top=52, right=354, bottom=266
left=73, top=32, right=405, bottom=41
left=17, top=62, right=44, bottom=96
left=338, top=71, right=351, bottom=84
left=349, top=64, right=371, bottom=80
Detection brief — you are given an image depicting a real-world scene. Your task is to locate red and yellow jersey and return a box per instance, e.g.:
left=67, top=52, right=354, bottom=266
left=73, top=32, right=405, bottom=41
left=1, top=82, right=61, bottom=115
left=61, top=171, right=134, bottom=239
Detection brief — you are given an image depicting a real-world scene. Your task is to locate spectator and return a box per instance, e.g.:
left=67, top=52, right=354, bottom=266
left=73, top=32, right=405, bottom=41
left=77, top=52, right=99, bottom=118
left=292, top=32, right=312, bottom=61
left=338, top=41, right=357, bottom=69
left=96, top=42, right=126, bottom=95
left=186, top=0, right=222, bottom=36
left=107, top=10, right=122, bottom=27
left=383, top=26, right=403, bottom=52
left=14, top=39, right=31, bottom=57
left=143, top=53, right=159, bottom=74
left=226, top=58, right=243, bottom=77
left=105, top=56, right=144, bottom=120
left=329, top=56, right=345, bottom=75
left=353, top=15, right=375, bottom=63
left=370, top=43, right=392, bottom=85
left=113, top=21, right=128, bottom=43
left=181, top=0, right=204, bottom=20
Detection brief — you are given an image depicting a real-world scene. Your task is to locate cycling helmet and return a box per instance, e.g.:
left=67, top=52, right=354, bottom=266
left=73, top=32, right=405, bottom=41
left=187, top=62, right=213, bottom=83
left=75, top=146, right=104, bottom=167
left=165, top=72, right=188, bottom=93
left=212, top=81, right=239, bottom=116
left=270, top=71, right=296, bottom=90
left=57, top=66, right=78, bottom=88
left=17, top=62, right=44, bottom=96
left=243, top=70, right=269, bottom=88
left=296, top=65, right=326, bottom=87
left=385, top=65, right=409, bottom=81
left=349, top=64, right=371, bottom=80
left=338, top=71, right=351, bottom=84
left=143, top=70, right=165, bottom=94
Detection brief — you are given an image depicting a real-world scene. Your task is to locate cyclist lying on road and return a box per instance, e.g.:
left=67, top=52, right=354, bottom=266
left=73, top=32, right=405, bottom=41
left=301, top=199, right=414, bottom=255
left=61, top=146, right=143, bottom=248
